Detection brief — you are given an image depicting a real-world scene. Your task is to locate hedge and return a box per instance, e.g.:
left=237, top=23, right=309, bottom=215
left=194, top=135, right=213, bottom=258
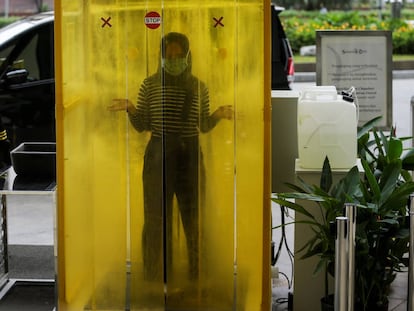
left=281, top=11, right=414, bottom=54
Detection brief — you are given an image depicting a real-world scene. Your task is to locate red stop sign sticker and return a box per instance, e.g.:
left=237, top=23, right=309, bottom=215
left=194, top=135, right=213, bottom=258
left=145, top=11, right=161, bottom=29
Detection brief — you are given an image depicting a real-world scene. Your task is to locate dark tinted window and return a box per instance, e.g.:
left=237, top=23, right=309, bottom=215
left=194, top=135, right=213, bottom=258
left=0, top=22, right=54, bottom=80
left=271, top=6, right=290, bottom=90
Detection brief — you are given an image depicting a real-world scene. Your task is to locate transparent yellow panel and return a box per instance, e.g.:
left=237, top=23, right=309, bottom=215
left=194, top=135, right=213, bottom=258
left=55, top=1, right=270, bottom=310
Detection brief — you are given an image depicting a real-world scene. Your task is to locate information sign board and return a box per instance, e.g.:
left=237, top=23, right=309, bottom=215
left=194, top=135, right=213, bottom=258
left=316, top=30, right=392, bottom=128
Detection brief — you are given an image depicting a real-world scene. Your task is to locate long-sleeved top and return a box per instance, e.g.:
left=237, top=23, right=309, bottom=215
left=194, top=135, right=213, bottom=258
left=128, top=74, right=219, bottom=138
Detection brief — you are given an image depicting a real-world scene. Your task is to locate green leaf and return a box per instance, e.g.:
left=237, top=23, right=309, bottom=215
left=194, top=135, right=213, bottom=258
left=373, top=129, right=386, bottom=159
left=378, top=160, right=402, bottom=205
left=361, top=158, right=381, bottom=202
left=402, top=148, right=414, bottom=171
left=357, top=116, right=382, bottom=139
left=320, top=157, right=332, bottom=192
left=380, top=181, right=414, bottom=214
left=396, top=228, right=410, bottom=239
left=313, top=258, right=328, bottom=275
left=296, top=176, right=318, bottom=194
left=271, top=196, right=316, bottom=219
left=387, top=137, right=403, bottom=161
left=377, top=218, right=399, bottom=225
left=401, top=169, right=413, bottom=183
left=331, top=165, right=361, bottom=202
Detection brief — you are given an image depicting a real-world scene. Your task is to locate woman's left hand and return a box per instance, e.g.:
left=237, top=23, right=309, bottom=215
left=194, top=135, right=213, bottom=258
left=108, top=98, right=134, bottom=112
left=213, top=105, right=233, bottom=120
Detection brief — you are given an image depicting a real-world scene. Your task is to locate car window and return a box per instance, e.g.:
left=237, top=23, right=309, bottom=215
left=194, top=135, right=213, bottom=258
left=0, top=23, right=53, bottom=81
left=16, top=34, right=40, bottom=79
left=0, top=43, right=17, bottom=69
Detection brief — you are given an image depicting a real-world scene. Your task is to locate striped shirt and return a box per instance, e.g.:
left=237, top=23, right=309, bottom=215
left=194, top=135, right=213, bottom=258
left=129, top=74, right=219, bottom=137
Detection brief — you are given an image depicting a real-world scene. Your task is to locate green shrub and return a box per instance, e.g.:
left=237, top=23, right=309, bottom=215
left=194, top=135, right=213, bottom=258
left=0, top=17, right=19, bottom=28
left=281, top=10, right=414, bottom=54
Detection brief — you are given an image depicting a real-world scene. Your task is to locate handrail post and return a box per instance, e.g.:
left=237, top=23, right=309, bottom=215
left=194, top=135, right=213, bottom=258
left=335, top=216, right=349, bottom=311
left=408, top=194, right=414, bottom=311
left=345, top=204, right=357, bottom=311
left=411, top=96, right=414, bottom=147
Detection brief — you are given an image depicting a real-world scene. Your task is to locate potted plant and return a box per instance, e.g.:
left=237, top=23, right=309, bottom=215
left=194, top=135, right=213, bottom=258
left=272, top=117, right=414, bottom=310
left=353, top=117, right=414, bottom=310
left=273, top=156, right=360, bottom=310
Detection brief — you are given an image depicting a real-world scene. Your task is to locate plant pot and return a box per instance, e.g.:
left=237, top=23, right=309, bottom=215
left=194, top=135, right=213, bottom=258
left=322, top=295, right=389, bottom=311
left=355, top=300, right=389, bottom=311
left=320, top=294, right=334, bottom=311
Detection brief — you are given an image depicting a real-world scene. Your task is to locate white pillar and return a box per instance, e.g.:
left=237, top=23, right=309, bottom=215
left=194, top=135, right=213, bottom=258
left=4, top=0, right=9, bottom=18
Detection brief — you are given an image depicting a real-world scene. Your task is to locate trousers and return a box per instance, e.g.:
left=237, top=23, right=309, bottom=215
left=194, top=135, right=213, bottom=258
left=141, top=135, right=204, bottom=282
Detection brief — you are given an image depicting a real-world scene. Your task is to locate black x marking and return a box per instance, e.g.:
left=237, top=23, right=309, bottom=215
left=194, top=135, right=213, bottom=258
left=101, top=17, right=112, bottom=28
left=213, top=16, right=224, bottom=28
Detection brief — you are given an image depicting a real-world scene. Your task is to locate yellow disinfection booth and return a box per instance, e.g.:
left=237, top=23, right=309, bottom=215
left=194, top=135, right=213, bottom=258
left=54, top=1, right=271, bottom=310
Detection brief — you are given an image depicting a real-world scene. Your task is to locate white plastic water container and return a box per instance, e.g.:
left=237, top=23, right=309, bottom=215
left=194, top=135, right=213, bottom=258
left=297, top=86, right=357, bottom=169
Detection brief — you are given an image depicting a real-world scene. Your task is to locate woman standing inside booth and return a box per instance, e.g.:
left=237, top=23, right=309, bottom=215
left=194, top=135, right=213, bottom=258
left=109, top=32, right=232, bottom=284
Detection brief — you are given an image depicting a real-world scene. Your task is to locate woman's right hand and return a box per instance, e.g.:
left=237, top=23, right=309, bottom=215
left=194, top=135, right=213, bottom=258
left=108, top=99, right=134, bottom=112
left=212, top=105, right=233, bottom=120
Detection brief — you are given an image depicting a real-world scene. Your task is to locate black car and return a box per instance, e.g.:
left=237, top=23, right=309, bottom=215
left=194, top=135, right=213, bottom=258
left=271, top=4, right=295, bottom=90
left=0, top=11, right=55, bottom=149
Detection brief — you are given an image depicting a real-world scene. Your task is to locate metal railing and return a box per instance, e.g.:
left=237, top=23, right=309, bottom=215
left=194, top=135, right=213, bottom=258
left=408, top=194, right=414, bottom=311
left=335, top=204, right=357, bottom=311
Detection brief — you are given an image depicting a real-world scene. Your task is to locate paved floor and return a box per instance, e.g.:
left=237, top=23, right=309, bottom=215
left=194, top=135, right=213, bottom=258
left=7, top=194, right=55, bottom=246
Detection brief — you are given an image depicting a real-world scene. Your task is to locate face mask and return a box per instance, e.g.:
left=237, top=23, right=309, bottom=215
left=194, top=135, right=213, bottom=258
left=163, top=57, right=188, bottom=76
